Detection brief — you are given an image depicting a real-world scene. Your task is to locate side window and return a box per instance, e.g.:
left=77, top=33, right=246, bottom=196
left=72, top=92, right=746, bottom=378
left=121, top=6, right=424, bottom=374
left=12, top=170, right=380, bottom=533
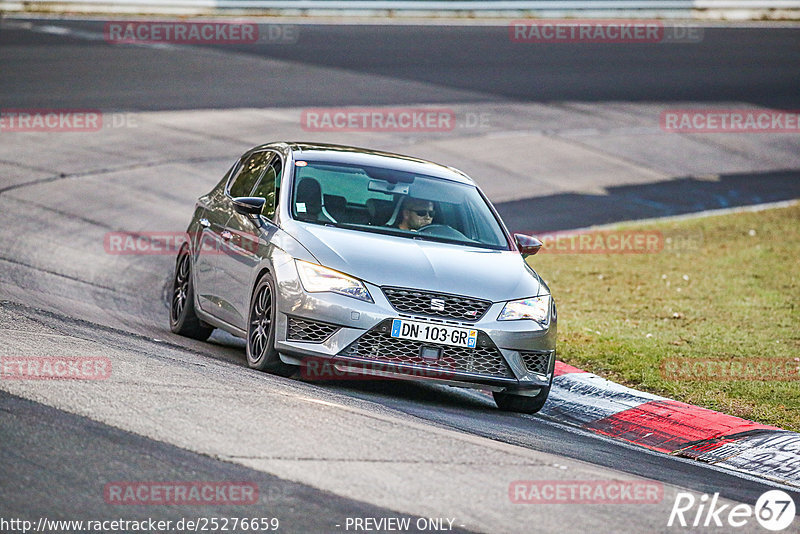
left=252, top=154, right=282, bottom=218
left=228, top=151, right=272, bottom=198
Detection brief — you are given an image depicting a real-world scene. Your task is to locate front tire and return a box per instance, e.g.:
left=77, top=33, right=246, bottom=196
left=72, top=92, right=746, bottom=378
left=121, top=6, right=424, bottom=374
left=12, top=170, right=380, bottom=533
left=246, top=273, right=295, bottom=377
left=493, top=386, right=550, bottom=414
left=169, top=245, right=214, bottom=341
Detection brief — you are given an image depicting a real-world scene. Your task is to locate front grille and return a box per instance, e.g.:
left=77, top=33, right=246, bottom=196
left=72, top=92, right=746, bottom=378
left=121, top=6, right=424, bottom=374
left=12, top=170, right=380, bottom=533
left=286, top=316, right=339, bottom=343
left=519, top=351, right=550, bottom=375
left=382, top=287, right=492, bottom=322
left=340, top=320, right=514, bottom=378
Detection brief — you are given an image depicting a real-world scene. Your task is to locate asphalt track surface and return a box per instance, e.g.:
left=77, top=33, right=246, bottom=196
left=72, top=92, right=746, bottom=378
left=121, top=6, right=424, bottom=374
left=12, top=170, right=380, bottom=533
left=1, top=19, right=799, bottom=533
left=1, top=22, right=799, bottom=110
left=228, top=26, right=800, bottom=108
left=1, top=389, right=470, bottom=533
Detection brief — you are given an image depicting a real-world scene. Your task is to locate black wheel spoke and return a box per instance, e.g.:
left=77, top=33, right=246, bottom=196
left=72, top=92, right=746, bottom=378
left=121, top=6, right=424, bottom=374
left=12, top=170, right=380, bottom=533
left=173, top=293, right=184, bottom=316
left=253, top=333, right=264, bottom=356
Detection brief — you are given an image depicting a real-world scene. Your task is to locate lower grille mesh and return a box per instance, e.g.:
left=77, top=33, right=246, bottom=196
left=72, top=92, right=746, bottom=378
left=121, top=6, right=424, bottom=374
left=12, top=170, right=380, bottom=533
left=520, top=351, right=550, bottom=375
left=287, top=317, right=339, bottom=343
left=340, top=320, right=514, bottom=378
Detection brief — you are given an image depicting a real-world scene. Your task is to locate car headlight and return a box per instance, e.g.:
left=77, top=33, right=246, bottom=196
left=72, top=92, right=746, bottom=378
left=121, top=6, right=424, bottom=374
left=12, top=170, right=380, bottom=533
left=498, top=294, right=551, bottom=325
left=295, top=260, right=373, bottom=303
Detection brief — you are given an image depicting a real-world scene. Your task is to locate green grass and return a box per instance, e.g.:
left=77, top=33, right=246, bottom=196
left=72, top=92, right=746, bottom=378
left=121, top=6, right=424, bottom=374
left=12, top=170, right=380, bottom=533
left=528, top=202, right=800, bottom=431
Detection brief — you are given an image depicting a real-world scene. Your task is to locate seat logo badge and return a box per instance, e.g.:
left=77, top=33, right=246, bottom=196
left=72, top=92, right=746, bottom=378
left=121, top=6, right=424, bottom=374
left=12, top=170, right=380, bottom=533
left=430, top=298, right=446, bottom=312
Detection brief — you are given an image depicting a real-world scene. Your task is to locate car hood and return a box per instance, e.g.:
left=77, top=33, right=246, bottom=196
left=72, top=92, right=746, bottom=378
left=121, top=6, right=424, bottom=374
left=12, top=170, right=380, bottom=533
left=287, top=223, right=542, bottom=302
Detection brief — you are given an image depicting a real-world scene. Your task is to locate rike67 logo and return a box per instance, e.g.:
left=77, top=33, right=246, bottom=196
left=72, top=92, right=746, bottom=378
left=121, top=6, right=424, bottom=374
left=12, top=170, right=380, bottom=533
left=668, top=490, right=796, bottom=531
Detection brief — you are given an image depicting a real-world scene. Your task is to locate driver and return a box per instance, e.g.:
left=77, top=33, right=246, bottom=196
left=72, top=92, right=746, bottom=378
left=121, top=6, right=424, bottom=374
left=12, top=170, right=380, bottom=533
left=397, top=198, right=435, bottom=231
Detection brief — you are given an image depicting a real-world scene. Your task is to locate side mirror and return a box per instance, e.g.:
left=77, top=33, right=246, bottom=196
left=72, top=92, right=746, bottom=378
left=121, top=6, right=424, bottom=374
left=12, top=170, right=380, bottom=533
left=232, top=196, right=266, bottom=216
left=514, top=233, right=542, bottom=257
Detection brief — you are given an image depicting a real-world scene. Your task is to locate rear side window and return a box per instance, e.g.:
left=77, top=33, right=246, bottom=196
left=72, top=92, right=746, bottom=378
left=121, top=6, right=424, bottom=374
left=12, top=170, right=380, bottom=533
left=228, top=151, right=273, bottom=198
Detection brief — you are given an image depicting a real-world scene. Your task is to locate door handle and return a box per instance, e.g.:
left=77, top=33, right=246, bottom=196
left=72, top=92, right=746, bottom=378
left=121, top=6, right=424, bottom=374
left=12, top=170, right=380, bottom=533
left=199, top=218, right=211, bottom=228
left=221, top=231, right=233, bottom=241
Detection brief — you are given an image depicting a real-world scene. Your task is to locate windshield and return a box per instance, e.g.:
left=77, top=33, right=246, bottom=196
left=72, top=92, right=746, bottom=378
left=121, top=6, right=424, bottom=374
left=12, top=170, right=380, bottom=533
left=289, top=160, right=510, bottom=250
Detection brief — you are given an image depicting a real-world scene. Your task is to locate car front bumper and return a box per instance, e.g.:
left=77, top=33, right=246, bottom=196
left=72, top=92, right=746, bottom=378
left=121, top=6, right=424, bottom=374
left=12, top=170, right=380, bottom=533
left=272, top=261, right=556, bottom=393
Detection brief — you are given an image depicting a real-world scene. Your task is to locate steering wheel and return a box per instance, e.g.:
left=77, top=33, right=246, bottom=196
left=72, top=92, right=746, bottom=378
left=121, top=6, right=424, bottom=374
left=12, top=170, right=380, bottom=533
left=416, top=224, right=469, bottom=240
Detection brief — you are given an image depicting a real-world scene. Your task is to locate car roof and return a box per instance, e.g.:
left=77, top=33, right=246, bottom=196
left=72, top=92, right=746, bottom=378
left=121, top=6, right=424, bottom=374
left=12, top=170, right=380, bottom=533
left=253, top=141, right=476, bottom=186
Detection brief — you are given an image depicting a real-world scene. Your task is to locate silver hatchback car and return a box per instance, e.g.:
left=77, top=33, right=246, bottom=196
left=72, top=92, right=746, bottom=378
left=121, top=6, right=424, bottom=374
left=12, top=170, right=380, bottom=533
left=170, top=142, right=556, bottom=413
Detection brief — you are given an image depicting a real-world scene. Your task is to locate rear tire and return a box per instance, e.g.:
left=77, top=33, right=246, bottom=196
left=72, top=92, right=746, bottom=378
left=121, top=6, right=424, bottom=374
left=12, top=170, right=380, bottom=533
left=493, top=386, right=550, bottom=414
left=246, top=273, right=296, bottom=377
left=169, top=245, right=214, bottom=341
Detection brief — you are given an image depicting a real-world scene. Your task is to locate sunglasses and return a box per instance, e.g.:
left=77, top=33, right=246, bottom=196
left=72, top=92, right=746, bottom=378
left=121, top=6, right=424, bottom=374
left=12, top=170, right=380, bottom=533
left=411, top=209, right=435, bottom=217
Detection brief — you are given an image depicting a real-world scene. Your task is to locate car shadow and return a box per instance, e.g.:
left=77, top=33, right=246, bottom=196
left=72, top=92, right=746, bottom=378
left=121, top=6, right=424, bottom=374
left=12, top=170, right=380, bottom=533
left=495, top=169, right=800, bottom=232
left=301, top=374, right=499, bottom=412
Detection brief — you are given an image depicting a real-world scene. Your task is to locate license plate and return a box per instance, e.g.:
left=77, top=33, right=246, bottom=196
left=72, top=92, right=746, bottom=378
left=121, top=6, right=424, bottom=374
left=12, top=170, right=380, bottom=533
left=390, top=319, right=477, bottom=348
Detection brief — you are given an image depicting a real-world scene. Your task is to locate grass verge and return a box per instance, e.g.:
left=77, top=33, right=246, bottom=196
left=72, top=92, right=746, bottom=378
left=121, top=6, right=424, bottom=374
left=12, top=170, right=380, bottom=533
left=528, top=202, right=799, bottom=431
